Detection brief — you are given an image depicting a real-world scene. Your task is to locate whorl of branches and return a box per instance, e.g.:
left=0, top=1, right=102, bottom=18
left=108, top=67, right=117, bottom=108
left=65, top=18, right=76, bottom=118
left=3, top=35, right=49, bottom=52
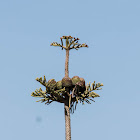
left=31, top=75, right=103, bottom=113
left=50, top=36, right=88, bottom=50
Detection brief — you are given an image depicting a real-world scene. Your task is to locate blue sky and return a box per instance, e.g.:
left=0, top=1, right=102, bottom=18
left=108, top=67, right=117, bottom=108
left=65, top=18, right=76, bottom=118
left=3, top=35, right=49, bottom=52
left=0, top=0, right=140, bottom=140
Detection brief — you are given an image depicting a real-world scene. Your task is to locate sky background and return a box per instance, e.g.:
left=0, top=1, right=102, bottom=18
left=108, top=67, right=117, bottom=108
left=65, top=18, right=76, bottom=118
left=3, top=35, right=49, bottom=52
left=0, top=0, right=140, bottom=140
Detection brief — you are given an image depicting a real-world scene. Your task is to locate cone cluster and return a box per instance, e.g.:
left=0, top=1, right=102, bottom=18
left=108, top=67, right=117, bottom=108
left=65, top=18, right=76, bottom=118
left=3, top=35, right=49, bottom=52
left=46, top=76, right=85, bottom=94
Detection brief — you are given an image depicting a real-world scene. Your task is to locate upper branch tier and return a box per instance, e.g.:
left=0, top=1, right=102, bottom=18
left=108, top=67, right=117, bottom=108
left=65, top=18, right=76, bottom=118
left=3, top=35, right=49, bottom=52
left=50, top=36, right=88, bottom=50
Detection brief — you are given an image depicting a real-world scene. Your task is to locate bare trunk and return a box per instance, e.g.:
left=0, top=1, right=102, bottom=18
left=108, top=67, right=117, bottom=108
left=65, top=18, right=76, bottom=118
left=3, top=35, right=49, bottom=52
left=65, top=49, right=69, bottom=77
left=64, top=48, right=71, bottom=140
left=64, top=102, right=71, bottom=140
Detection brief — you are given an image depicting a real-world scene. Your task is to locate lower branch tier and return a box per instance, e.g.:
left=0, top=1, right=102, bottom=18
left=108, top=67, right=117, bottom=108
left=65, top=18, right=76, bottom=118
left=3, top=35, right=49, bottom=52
left=31, top=75, right=103, bottom=113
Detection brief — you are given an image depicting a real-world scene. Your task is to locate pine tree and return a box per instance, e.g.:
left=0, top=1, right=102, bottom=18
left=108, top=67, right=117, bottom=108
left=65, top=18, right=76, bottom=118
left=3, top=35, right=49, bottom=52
left=31, top=36, right=103, bottom=140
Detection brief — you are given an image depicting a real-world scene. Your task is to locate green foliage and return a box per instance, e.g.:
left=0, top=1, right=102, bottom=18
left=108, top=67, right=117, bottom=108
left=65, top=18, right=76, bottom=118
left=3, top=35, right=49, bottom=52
left=31, top=75, right=103, bottom=113
left=69, top=81, right=103, bottom=113
left=31, top=76, right=67, bottom=104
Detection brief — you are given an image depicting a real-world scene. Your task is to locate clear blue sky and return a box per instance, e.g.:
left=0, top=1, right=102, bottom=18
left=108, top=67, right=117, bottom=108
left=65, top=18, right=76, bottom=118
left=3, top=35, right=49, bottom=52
left=0, top=0, right=140, bottom=140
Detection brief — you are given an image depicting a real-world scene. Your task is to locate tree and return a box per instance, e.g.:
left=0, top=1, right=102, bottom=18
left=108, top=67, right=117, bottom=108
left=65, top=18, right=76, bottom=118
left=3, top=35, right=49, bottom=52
left=31, top=36, right=103, bottom=140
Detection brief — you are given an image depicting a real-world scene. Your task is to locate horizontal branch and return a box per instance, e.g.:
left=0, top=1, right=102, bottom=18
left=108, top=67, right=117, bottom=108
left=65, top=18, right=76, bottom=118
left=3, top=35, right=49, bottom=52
left=70, top=43, right=88, bottom=50
left=50, top=42, right=66, bottom=49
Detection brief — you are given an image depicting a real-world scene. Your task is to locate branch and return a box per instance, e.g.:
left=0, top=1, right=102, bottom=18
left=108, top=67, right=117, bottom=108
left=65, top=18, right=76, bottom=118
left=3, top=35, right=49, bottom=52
left=67, top=37, right=79, bottom=48
left=31, top=85, right=67, bottom=104
left=60, top=36, right=73, bottom=39
left=51, top=88, right=66, bottom=103
left=50, top=42, right=66, bottom=49
left=70, top=81, right=103, bottom=109
left=36, top=76, right=47, bottom=87
left=70, top=43, right=88, bottom=50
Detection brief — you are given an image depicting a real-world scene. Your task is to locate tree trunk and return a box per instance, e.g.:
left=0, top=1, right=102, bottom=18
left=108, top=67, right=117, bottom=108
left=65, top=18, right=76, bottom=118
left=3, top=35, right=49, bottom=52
left=64, top=48, right=71, bottom=140
left=65, top=49, right=69, bottom=77
left=64, top=102, right=71, bottom=140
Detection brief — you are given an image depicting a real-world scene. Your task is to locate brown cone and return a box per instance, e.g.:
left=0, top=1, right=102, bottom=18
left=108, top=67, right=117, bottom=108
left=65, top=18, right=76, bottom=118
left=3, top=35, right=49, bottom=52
left=79, top=77, right=85, bottom=88
left=62, top=77, right=72, bottom=88
left=56, top=80, right=62, bottom=90
left=47, top=79, right=57, bottom=89
left=72, top=76, right=81, bottom=86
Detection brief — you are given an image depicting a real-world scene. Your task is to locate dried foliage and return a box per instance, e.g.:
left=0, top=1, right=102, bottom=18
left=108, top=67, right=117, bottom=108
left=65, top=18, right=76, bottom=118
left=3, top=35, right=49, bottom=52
left=50, top=36, right=88, bottom=50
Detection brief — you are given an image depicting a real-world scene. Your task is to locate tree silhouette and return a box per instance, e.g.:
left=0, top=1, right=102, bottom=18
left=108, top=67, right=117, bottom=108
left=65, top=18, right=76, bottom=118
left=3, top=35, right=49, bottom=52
left=31, top=36, right=103, bottom=140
